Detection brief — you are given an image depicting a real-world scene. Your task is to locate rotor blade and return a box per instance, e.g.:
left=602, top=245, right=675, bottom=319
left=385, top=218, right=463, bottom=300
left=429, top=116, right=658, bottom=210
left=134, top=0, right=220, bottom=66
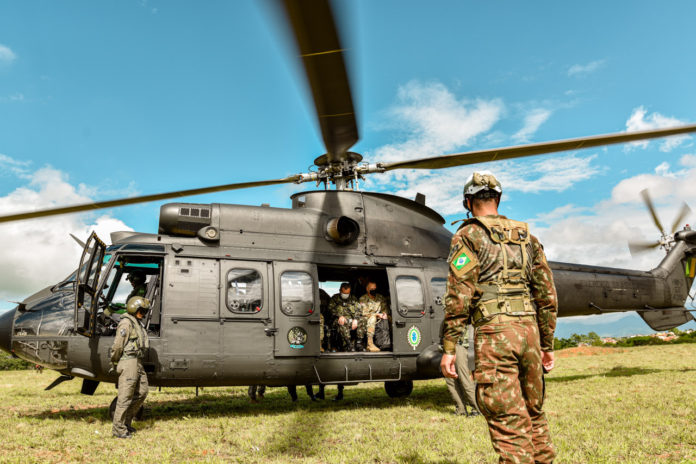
left=671, top=202, right=692, bottom=234
left=280, top=0, right=358, bottom=161
left=0, top=176, right=300, bottom=224
left=640, top=189, right=666, bottom=236
left=628, top=240, right=661, bottom=256
left=69, top=233, right=86, bottom=248
left=380, top=124, right=696, bottom=171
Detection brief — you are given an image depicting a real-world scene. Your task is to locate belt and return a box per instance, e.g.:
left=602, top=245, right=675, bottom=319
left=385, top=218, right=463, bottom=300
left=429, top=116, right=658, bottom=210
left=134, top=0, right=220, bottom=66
left=475, top=313, right=536, bottom=326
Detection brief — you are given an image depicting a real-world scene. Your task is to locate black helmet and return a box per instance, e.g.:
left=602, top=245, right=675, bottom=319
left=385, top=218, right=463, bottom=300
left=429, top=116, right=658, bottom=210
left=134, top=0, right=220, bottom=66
left=126, top=269, right=146, bottom=286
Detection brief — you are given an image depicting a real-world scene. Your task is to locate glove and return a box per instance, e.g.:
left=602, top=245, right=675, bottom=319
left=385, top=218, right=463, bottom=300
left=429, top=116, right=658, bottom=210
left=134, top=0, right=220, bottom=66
left=104, top=307, right=112, bottom=318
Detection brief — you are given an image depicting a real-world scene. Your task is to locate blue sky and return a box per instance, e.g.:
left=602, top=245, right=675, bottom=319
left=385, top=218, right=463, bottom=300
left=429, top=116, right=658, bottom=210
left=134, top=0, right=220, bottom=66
left=1, top=0, right=695, bottom=336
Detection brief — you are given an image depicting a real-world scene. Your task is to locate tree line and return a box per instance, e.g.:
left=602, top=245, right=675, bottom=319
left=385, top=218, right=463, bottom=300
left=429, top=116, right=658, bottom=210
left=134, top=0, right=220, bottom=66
left=554, top=328, right=696, bottom=350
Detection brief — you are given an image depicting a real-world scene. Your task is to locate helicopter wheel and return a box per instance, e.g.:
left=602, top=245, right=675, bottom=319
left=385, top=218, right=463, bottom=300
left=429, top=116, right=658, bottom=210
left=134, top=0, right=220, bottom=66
left=108, top=396, right=145, bottom=421
left=384, top=380, right=413, bottom=398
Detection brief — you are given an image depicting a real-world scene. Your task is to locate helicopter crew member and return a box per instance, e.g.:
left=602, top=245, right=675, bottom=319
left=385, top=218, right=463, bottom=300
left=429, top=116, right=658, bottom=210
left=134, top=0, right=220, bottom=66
left=440, top=172, right=557, bottom=464
left=358, top=281, right=389, bottom=352
left=111, top=296, right=151, bottom=439
left=104, top=269, right=148, bottom=318
left=328, top=283, right=366, bottom=351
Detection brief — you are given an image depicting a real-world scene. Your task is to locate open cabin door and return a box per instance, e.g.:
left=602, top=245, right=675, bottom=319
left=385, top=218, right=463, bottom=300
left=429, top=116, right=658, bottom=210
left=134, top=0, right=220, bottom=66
left=387, top=267, right=430, bottom=354
left=75, top=232, right=106, bottom=337
left=273, top=261, right=321, bottom=357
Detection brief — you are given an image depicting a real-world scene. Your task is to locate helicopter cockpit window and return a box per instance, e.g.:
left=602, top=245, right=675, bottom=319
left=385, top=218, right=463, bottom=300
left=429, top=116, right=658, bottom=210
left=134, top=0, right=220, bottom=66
left=280, top=271, right=314, bottom=316
left=395, top=276, right=425, bottom=318
left=430, top=278, right=447, bottom=307
left=227, top=269, right=263, bottom=313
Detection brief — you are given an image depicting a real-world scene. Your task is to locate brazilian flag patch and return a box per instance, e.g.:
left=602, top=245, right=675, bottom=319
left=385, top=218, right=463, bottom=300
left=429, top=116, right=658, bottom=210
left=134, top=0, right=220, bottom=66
left=449, top=244, right=477, bottom=276
left=453, top=252, right=471, bottom=270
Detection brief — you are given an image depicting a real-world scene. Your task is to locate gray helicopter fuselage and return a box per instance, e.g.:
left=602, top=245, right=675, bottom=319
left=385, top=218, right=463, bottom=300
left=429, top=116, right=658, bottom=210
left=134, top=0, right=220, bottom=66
left=2, top=190, right=694, bottom=390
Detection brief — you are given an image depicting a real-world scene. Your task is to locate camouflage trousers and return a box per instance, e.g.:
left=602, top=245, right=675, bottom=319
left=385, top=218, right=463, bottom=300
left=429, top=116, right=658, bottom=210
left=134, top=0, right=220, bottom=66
left=113, top=358, right=149, bottom=437
left=474, top=320, right=555, bottom=464
left=334, top=319, right=366, bottom=350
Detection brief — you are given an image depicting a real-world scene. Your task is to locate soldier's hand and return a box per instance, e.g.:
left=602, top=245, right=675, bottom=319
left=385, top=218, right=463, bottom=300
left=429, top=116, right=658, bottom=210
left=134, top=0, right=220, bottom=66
left=542, top=351, right=555, bottom=372
left=338, top=316, right=346, bottom=326
left=351, top=319, right=358, bottom=330
left=379, top=313, right=388, bottom=320
left=440, top=353, right=458, bottom=378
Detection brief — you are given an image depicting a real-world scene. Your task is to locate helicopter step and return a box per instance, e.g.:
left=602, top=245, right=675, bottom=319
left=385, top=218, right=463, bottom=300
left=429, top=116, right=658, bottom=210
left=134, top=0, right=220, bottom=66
left=313, top=356, right=402, bottom=384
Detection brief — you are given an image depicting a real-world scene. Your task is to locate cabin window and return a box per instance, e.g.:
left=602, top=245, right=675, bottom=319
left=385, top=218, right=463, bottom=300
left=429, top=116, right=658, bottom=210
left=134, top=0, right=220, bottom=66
left=280, top=271, right=314, bottom=316
left=430, top=277, right=447, bottom=307
left=395, top=276, right=425, bottom=318
left=226, top=269, right=263, bottom=313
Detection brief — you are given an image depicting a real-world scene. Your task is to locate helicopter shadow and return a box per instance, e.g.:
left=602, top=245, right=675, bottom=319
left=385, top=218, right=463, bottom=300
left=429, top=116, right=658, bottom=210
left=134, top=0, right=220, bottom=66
left=25, top=382, right=456, bottom=424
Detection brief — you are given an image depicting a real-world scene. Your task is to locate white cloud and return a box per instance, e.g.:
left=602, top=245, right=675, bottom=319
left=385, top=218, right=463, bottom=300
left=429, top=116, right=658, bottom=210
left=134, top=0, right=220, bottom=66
left=0, top=153, right=31, bottom=178
left=0, top=44, right=16, bottom=64
left=532, top=161, right=696, bottom=270
left=370, top=80, right=504, bottom=164
left=512, top=108, right=552, bottom=143
left=625, top=106, right=690, bottom=152
left=567, top=59, right=605, bottom=77
left=362, top=80, right=599, bottom=215
left=0, top=167, right=132, bottom=306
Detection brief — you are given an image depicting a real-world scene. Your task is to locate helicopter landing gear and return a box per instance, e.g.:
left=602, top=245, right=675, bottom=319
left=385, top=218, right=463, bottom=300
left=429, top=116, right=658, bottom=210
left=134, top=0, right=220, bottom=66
left=384, top=380, right=413, bottom=398
left=108, top=396, right=145, bottom=421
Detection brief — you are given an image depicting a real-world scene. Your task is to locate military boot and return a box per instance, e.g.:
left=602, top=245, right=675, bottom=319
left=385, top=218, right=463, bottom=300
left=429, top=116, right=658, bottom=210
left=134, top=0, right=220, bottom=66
left=366, top=336, right=380, bottom=352
left=354, top=340, right=365, bottom=352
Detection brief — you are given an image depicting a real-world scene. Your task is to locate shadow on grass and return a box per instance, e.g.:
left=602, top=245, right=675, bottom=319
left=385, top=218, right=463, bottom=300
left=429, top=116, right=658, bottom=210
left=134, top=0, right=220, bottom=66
left=397, top=452, right=462, bottom=464
left=547, top=366, right=696, bottom=383
left=25, top=382, right=455, bottom=425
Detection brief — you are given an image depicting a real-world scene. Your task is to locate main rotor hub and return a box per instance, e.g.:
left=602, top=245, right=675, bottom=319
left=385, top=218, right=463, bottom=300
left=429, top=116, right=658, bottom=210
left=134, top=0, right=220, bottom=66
left=313, top=152, right=363, bottom=167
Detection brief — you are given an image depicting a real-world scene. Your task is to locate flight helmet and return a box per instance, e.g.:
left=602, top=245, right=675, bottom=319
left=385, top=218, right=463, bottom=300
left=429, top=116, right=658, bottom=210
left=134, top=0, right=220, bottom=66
left=126, top=296, right=150, bottom=315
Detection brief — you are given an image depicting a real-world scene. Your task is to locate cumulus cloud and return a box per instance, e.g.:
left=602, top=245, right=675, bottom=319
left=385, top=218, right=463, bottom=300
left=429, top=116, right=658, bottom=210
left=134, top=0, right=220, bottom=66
left=531, top=158, right=696, bottom=270
left=0, top=167, right=132, bottom=306
left=512, top=108, right=552, bottom=143
left=371, top=80, right=504, bottom=164
left=625, top=106, right=690, bottom=152
left=0, top=44, right=16, bottom=64
left=567, top=59, right=605, bottom=77
left=362, top=80, right=599, bottom=215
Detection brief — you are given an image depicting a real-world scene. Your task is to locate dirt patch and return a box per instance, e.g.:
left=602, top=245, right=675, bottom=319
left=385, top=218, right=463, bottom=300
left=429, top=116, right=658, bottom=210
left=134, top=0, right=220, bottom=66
left=557, top=346, right=624, bottom=358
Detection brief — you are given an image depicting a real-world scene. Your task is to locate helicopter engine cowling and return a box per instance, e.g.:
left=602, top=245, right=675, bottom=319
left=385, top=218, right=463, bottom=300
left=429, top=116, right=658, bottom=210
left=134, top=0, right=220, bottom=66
left=326, top=216, right=360, bottom=245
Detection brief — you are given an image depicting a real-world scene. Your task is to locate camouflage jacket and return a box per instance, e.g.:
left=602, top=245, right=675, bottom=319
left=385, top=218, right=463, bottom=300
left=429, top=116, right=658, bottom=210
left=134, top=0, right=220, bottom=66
left=327, top=294, right=361, bottom=321
left=443, top=214, right=557, bottom=354
left=358, top=293, right=389, bottom=318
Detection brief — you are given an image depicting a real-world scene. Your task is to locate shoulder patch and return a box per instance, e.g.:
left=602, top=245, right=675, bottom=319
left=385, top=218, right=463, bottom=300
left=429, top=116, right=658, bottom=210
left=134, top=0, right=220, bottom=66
left=449, top=243, right=478, bottom=277
left=119, top=328, right=127, bottom=337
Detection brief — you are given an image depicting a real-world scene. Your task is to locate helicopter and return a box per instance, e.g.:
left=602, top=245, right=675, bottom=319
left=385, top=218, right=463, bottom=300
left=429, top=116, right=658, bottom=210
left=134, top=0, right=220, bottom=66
left=1, top=0, right=696, bottom=409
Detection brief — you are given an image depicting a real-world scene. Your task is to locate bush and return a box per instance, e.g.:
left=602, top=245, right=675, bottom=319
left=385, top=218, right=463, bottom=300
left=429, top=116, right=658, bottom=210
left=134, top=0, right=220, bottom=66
left=0, top=352, right=31, bottom=370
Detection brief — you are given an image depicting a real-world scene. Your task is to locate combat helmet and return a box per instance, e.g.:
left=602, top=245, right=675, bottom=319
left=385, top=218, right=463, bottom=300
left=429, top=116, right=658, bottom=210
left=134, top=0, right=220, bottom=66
left=126, top=296, right=150, bottom=315
left=463, top=171, right=502, bottom=210
left=126, top=269, right=146, bottom=286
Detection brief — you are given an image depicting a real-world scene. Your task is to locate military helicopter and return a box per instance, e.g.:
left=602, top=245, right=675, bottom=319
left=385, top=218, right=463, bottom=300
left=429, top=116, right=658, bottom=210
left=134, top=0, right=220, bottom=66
left=1, top=0, right=696, bottom=408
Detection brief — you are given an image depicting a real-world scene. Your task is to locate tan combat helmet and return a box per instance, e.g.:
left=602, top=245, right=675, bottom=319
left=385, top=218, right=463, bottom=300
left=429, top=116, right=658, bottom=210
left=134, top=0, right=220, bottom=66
left=126, top=296, right=150, bottom=315
left=463, top=171, right=502, bottom=210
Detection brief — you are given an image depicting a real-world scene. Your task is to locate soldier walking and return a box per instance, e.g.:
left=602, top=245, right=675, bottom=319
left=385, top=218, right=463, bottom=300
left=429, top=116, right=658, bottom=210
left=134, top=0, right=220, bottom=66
left=111, top=296, right=151, bottom=438
left=440, top=172, right=557, bottom=464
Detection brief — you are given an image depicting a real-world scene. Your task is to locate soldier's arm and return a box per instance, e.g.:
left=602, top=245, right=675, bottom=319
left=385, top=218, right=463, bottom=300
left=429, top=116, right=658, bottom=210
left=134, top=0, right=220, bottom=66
left=110, top=320, right=130, bottom=363
left=443, top=230, right=479, bottom=355
left=529, top=236, right=558, bottom=352
left=328, top=298, right=341, bottom=319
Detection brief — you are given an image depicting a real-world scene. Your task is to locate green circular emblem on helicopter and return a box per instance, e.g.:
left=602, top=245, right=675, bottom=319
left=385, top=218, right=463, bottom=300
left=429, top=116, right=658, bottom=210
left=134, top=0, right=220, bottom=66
left=288, top=326, right=308, bottom=349
left=407, top=326, right=421, bottom=350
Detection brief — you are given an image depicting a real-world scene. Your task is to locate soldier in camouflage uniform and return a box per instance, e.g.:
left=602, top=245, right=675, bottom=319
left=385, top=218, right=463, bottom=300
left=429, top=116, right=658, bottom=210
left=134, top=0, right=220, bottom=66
left=327, top=282, right=366, bottom=351
left=111, top=296, right=151, bottom=438
left=440, top=322, right=479, bottom=416
left=440, top=172, right=557, bottom=464
left=358, top=281, right=389, bottom=352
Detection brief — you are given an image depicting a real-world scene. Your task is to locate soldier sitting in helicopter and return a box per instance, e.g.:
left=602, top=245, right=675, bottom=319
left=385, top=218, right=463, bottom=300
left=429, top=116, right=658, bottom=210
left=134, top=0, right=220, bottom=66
left=327, top=282, right=366, bottom=352
left=104, top=269, right=148, bottom=319
left=358, top=280, right=391, bottom=352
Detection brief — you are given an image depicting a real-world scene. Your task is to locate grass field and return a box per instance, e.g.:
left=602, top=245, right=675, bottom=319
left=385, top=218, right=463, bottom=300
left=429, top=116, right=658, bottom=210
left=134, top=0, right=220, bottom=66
left=1, top=344, right=695, bottom=463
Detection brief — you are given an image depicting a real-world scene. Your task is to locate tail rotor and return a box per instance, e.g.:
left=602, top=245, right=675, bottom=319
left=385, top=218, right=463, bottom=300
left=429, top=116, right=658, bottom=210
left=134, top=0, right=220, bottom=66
left=628, top=189, right=692, bottom=256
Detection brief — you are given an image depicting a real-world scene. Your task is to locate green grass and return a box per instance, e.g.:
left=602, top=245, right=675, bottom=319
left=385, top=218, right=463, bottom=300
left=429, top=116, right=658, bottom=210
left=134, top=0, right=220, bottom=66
left=1, top=344, right=695, bottom=463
